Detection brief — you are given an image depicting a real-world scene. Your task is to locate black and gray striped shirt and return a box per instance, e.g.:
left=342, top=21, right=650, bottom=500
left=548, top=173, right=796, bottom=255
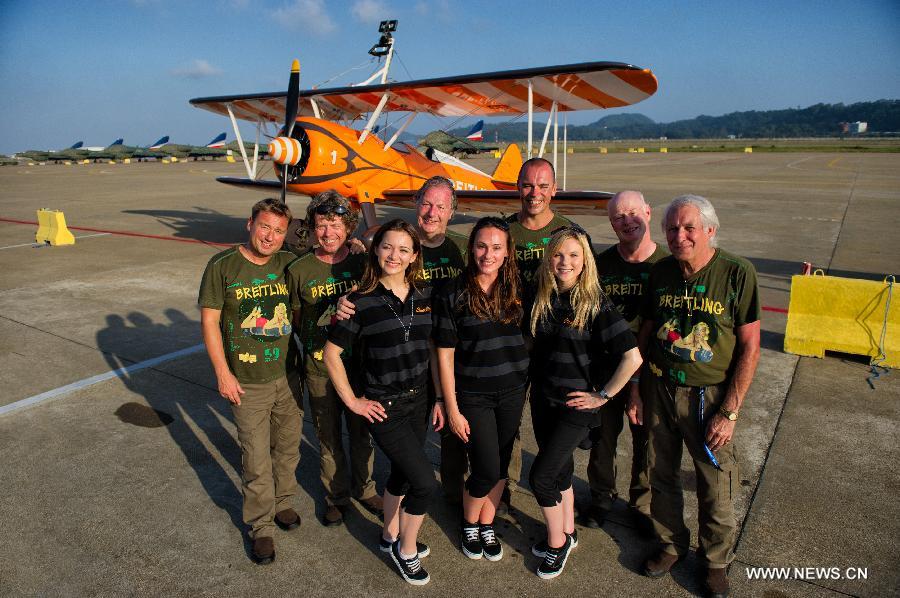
left=433, top=276, right=529, bottom=394
left=329, top=283, right=433, bottom=399
left=528, top=290, right=636, bottom=404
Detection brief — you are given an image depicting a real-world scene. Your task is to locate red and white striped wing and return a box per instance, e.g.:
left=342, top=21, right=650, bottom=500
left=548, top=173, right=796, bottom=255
left=191, top=61, right=657, bottom=123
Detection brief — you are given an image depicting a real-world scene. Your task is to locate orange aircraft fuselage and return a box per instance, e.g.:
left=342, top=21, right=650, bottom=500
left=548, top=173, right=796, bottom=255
left=274, top=117, right=520, bottom=206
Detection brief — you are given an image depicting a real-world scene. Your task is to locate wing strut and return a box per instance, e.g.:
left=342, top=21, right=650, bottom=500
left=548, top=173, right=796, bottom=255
left=538, top=101, right=558, bottom=159
left=227, top=104, right=256, bottom=180
left=383, top=113, right=416, bottom=152
left=359, top=92, right=390, bottom=144
left=527, top=81, right=533, bottom=159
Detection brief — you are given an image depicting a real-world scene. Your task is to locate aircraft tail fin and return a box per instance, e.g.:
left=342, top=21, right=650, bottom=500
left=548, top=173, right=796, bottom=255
left=69, top=141, right=84, bottom=150
left=149, top=136, right=169, bottom=150
left=466, top=120, right=484, bottom=141
left=206, top=132, right=227, bottom=148
left=491, top=143, right=522, bottom=186
left=108, top=138, right=124, bottom=147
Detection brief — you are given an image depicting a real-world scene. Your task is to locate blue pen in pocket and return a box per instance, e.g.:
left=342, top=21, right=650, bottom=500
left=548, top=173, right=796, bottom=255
left=699, top=387, right=722, bottom=470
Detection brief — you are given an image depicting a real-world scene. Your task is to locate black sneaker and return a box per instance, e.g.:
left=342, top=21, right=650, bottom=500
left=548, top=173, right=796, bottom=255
left=461, top=522, right=483, bottom=560
left=479, top=523, right=503, bottom=561
left=531, top=530, right=578, bottom=558
left=537, top=534, right=573, bottom=579
left=378, top=535, right=431, bottom=558
left=390, top=540, right=430, bottom=585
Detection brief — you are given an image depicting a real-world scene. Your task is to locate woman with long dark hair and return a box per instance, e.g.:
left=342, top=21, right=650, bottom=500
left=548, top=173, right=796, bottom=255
left=324, top=219, right=440, bottom=586
left=527, top=226, right=642, bottom=579
left=433, top=216, right=529, bottom=562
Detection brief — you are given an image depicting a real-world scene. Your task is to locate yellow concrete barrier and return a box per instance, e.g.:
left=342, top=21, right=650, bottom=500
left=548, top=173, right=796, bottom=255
left=162, top=158, right=171, bottom=164
left=637, top=147, right=645, bottom=153
left=226, top=155, right=236, bottom=163
left=628, top=148, right=636, bottom=153
left=81, top=159, right=90, bottom=164
left=744, top=147, right=753, bottom=153
left=660, top=147, right=668, bottom=153
left=785, top=273, right=898, bottom=368
left=35, top=209, right=53, bottom=243
left=599, top=147, right=608, bottom=154
left=566, top=147, right=574, bottom=154
left=123, top=158, right=131, bottom=164
left=35, top=209, right=76, bottom=246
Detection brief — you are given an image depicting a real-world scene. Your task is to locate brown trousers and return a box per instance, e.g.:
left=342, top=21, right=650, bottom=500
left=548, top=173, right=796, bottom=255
left=306, top=374, right=377, bottom=507
left=646, top=376, right=738, bottom=568
left=231, top=372, right=303, bottom=539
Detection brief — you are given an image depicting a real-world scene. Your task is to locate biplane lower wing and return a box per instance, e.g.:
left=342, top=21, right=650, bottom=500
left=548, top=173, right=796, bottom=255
left=382, top=189, right=613, bottom=214
left=217, top=177, right=283, bottom=191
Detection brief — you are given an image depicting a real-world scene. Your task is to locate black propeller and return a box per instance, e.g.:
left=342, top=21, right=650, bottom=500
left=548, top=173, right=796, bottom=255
left=281, top=59, right=300, bottom=203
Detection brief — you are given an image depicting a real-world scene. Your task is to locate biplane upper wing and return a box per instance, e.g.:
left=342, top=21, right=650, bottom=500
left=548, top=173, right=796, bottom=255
left=190, top=61, right=657, bottom=123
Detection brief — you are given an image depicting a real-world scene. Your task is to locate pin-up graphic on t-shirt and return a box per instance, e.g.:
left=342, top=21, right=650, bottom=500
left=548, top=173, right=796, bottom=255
left=657, top=316, right=714, bottom=363
left=240, top=302, right=292, bottom=337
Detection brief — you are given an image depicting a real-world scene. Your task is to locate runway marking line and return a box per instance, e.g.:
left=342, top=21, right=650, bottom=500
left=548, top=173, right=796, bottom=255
left=0, top=344, right=206, bottom=417
left=0, top=232, right=111, bottom=250
left=0, top=217, right=232, bottom=247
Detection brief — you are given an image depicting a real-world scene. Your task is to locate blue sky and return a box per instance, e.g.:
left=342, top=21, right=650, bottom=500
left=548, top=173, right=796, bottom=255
left=1, top=0, right=898, bottom=154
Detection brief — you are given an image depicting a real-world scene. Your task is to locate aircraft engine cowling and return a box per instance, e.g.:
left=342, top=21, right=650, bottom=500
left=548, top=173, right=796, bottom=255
left=268, top=137, right=304, bottom=166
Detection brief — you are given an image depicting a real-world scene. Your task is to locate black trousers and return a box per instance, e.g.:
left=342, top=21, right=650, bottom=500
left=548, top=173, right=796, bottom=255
left=457, top=385, right=527, bottom=498
left=528, top=392, right=597, bottom=507
left=367, top=389, right=437, bottom=516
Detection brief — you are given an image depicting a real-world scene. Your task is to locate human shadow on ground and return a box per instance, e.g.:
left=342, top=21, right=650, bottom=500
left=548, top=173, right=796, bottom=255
left=96, top=310, right=245, bottom=534
left=122, top=208, right=247, bottom=244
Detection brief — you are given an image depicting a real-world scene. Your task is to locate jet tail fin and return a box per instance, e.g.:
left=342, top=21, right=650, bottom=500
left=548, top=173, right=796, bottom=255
left=149, top=136, right=169, bottom=150
left=69, top=141, right=84, bottom=150
left=491, top=143, right=522, bottom=187
left=466, top=120, right=484, bottom=141
left=108, top=138, right=124, bottom=147
left=206, top=132, right=227, bottom=148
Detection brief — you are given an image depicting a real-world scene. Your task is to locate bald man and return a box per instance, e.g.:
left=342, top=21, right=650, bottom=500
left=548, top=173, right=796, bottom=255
left=584, top=191, right=667, bottom=534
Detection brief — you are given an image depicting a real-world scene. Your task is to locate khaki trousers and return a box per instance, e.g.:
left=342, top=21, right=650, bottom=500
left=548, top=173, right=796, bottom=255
left=306, top=374, right=376, bottom=507
left=587, top=392, right=651, bottom=513
left=231, top=372, right=303, bottom=539
left=646, top=376, right=738, bottom=567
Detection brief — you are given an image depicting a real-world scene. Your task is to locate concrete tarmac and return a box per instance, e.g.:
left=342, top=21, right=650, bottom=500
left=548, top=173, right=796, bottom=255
left=0, top=153, right=897, bottom=597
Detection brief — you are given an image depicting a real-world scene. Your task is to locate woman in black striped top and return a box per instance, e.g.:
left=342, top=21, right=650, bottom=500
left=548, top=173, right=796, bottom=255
left=433, top=216, right=529, bottom=563
left=526, top=226, right=642, bottom=579
left=324, top=219, right=440, bottom=586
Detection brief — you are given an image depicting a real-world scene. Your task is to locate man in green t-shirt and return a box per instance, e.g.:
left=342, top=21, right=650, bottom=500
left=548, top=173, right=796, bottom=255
left=199, top=197, right=303, bottom=565
left=585, top=190, right=667, bottom=534
left=638, top=195, right=760, bottom=598
left=502, top=158, right=572, bottom=514
left=506, top=158, right=572, bottom=288
left=287, top=190, right=382, bottom=528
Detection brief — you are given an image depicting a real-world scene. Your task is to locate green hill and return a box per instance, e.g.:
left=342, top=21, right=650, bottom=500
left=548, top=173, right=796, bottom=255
left=447, top=100, right=899, bottom=140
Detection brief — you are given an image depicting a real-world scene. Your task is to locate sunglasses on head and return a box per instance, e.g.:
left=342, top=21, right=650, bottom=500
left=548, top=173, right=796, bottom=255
left=315, top=203, right=349, bottom=216
left=476, top=216, right=510, bottom=232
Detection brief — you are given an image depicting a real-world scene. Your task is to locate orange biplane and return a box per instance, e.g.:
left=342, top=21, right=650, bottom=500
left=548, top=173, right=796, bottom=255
left=189, top=20, right=658, bottom=229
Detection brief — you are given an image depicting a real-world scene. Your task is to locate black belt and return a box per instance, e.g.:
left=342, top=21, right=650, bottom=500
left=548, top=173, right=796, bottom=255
left=373, top=386, right=425, bottom=404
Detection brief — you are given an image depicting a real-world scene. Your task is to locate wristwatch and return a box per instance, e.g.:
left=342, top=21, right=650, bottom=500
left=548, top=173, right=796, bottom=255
left=598, top=389, right=610, bottom=400
left=719, top=407, right=738, bottom=421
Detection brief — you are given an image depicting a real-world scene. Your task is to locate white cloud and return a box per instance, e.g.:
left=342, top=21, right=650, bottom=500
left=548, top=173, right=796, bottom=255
left=273, top=0, right=336, bottom=35
left=171, top=59, right=222, bottom=79
left=352, top=0, right=388, bottom=24
left=414, top=0, right=452, bottom=20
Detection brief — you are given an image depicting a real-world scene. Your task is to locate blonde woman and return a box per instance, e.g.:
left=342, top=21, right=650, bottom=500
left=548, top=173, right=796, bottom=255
left=526, top=225, right=642, bottom=579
